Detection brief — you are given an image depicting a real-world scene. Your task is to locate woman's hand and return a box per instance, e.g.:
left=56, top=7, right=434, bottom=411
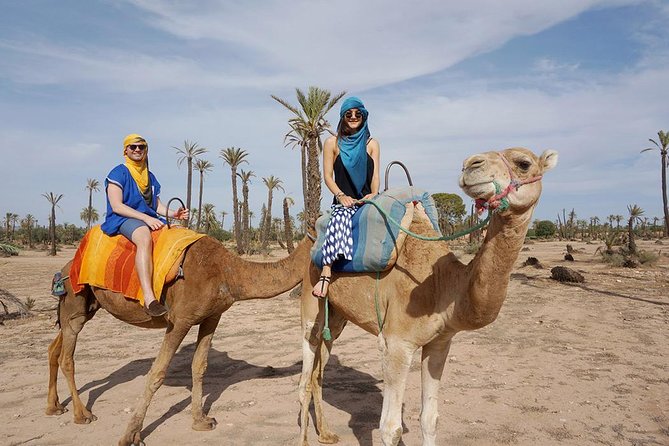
left=360, top=193, right=377, bottom=202
left=173, top=207, right=190, bottom=220
left=338, top=195, right=357, bottom=208
left=144, top=216, right=165, bottom=231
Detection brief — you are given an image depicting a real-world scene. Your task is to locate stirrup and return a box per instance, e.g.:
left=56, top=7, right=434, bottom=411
left=312, top=275, right=331, bottom=299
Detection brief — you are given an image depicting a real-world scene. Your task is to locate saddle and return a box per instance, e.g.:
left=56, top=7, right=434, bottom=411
left=69, top=226, right=205, bottom=305
left=311, top=186, right=441, bottom=273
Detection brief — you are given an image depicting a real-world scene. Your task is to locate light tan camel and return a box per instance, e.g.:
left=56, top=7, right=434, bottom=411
left=45, top=235, right=312, bottom=446
left=298, top=147, right=558, bottom=446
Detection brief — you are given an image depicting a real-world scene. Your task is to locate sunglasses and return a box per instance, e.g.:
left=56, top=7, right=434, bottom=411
left=344, top=110, right=363, bottom=120
left=126, top=144, right=147, bottom=151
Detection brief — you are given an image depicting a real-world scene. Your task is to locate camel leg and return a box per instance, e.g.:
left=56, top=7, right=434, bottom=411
left=118, top=321, right=191, bottom=446
left=379, top=338, right=415, bottom=446
left=52, top=287, right=98, bottom=424
left=419, top=336, right=452, bottom=446
left=311, top=308, right=346, bottom=444
left=297, top=296, right=346, bottom=446
left=191, top=314, right=221, bottom=431
left=45, top=331, right=66, bottom=415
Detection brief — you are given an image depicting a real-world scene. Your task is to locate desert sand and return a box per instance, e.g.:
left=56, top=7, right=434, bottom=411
left=0, top=239, right=667, bottom=446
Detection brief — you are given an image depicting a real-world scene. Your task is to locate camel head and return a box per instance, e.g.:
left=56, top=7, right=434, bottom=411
left=459, top=147, right=558, bottom=216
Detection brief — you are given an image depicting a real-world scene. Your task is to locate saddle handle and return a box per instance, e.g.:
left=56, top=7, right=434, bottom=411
left=384, top=161, right=413, bottom=191
left=165, top=197, right=186, bottom=229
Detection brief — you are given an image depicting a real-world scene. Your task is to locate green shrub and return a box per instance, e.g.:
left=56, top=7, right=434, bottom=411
left=637, top=250, right=659, bottom=265
left=0, top=242, right=20, bottom=256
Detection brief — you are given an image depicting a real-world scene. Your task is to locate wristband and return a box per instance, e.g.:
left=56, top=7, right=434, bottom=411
left=335, top=192, right=345, bottom=201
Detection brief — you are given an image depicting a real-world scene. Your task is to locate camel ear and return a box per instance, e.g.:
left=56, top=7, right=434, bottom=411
left=540, top=150, right=558, bottom=172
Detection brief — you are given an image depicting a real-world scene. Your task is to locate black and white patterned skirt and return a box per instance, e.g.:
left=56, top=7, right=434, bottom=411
left=320, top=204, right=359, bottom=266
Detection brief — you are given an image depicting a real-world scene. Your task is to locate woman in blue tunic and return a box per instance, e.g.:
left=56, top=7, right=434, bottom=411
left=312, top=97, right=380, bottom=298
left=101, top=134, right=189, bottom=316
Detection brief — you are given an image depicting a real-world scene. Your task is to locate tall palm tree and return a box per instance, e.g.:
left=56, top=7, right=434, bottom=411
left=272, top=86, right=345, bottom=228
left=261, top=176, right=284, bottom=249
left=220, top=147, right=249, bottom=254
left=283, top=196, right=295, bottom=253
left=238, top=169, right=255, bottom=253
left=283, top=123, right=309, bottom=230
left=21, top=214, right=36, bottom=248
left=641, top=130, right=669, bottom=237
left=3, top=212, right=11, bottom=240
left=9, top=213, right=19, bottom=240
left=626, top=204, right=644, bottom=254
left=42, top=192, right=63, bottom=256
left=84, top=178, right=100, bottom=231
left=615, top=215, right=623, bottom=230
left=194, top=159, right=214, bottom=231
left=174, top=140, right=207, bottom=225
left=220, top=211, right=227, bottom=230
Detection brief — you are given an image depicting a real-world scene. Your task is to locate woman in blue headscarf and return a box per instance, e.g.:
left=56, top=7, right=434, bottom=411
left=313, top=96, right=381, bottom=298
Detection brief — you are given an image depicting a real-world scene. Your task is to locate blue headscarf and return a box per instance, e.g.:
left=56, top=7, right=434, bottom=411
left=338, top=96, right=370, bottom=196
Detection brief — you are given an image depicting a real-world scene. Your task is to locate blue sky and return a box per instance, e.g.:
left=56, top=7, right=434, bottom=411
left=1, top=0, right=668, bottom=229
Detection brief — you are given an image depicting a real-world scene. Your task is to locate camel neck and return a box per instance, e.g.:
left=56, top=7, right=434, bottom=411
left=453, top=207, right=534, bottom=330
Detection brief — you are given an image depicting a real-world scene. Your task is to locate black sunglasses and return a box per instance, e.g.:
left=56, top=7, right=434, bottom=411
left=126, top=144, right=147, bottom=151
left=344, top=110, right=363, bottom=120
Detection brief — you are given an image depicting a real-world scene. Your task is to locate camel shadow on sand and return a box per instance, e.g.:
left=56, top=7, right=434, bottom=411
left=63, top=344, right=389, bottom=444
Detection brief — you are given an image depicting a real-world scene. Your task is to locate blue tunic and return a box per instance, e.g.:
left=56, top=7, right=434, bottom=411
left=100, top=164, right=163, bottom=236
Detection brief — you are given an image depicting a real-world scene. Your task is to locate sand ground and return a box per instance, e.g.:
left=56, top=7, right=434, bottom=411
left=0, top=239, right=667, bottom=446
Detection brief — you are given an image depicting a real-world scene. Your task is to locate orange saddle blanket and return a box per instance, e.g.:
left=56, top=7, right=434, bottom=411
left=70, top=225, right=206, bottom=305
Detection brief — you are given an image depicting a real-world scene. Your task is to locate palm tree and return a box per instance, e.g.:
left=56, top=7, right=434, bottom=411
left=174, top=140, right=207, bottom=225
left=80, top=207, right=99, bottom=229
left=238, top=169, right=255, bottom=253
left=615, top=215, right=623, bottom=230
left=83, top=178, right=100, bottom=231
left=641, top=130, right=669, bottom=237
left=3, top=212, right=11, bottom=240
left=9, top=213, right=19, bottom=240
left=283, top=123, right=309, bottom=231
left=283, top=196, right=295, bottom=253
left=261, top=176, right=284, bottom=249
left=201, top=203, right=217, bottom=234
left=220, top=211, right=227, bottom=230
left=626, top=204, right=644, bottom=255
left=194, top=159, right=214, bottom=231
left=220, top=147, right=249, bottom=254
left=272, top=86, right=346, bottom=228
left=42, top=192, right=64, bottom=256
left=21, top=214, right=36, bottom=248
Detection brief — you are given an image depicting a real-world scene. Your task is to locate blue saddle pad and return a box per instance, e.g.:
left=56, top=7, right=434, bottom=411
left=311, top=186, right=441, bottom=272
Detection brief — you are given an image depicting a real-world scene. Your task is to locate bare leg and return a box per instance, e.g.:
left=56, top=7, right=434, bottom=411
left=420, top=336, right=452, bottom=446
left=379, top=339, right=415, bottom=446
left=118, top=321, right=191, bottom=446
left=312, top=264, right=332, bottom=298
left=131, top=226, right=165, bottom=315
left=191, top=314, right=221, bottom=431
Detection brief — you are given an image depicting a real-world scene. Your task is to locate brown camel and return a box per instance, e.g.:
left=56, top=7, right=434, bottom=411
left=298, top=147, right=558, bottom=446
left=45, top=235, right=312, bottom=446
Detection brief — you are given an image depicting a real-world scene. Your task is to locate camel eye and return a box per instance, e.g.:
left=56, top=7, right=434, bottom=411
left=516, top=160, right=532, bottom=171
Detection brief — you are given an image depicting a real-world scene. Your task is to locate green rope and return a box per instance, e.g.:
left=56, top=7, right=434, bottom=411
left=322, top=296, right=332, bottom=341
left=358, top=182, right=507, bottom=243
left=374, top=271, right=385, bottom=333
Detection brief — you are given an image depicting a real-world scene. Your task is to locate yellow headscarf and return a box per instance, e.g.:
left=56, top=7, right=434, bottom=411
left=123, top=133, right=150, bottom=192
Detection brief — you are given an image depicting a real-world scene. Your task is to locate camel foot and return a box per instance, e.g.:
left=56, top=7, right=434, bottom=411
left=192, top=416, right=217, bottom=431
left=317, top=430, right=339, bottom=444
left=118, top=431, right=144, bottom=446
left=381, top=427, right=402, bottom=446
left=73, top=411, right=97, bottom=424
left=45, top=403, right=68, bottom=416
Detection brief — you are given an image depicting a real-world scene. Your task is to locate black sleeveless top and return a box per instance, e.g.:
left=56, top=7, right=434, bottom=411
left=333, top=154, right=375, bottom=204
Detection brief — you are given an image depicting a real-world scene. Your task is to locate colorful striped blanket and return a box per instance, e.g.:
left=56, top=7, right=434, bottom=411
left=70, top=225, right=206, bottom=305
left=311, top=187, right=441, bottom=273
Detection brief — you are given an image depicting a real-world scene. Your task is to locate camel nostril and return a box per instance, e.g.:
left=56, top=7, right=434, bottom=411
left=468, top=159, right=485, bottom=169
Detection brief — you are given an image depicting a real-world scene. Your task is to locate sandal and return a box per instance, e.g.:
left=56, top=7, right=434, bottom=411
left=145, top=300, right=168, bottom=317
left=312, top=275, right=331, bottom=299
